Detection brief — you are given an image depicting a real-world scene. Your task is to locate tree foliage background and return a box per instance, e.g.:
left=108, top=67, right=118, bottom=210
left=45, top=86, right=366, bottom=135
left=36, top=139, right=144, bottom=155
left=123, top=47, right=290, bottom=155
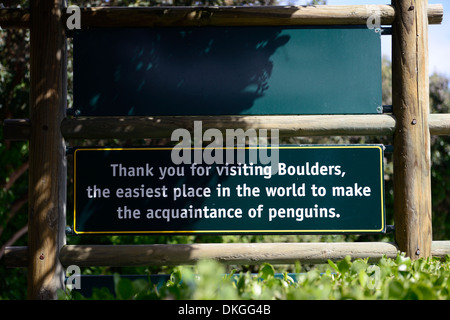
left=0, top=0, right=449, bottom=299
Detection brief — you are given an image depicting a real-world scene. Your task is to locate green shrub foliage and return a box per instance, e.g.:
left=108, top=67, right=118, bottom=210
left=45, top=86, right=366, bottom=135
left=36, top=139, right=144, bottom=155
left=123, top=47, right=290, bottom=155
left=60, top=254, right=450, bottom=300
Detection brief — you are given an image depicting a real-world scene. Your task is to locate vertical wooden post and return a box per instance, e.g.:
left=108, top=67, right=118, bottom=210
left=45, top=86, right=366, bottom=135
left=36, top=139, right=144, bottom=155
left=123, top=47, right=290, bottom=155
left=392, top=0, right=432, bottom=259
left=28, top=0, right=67, bottom=299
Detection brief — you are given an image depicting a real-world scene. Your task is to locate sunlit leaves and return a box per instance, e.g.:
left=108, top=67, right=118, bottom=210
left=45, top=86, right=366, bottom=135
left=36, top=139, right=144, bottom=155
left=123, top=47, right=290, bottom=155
left=61, top=254, right=450, bottom=300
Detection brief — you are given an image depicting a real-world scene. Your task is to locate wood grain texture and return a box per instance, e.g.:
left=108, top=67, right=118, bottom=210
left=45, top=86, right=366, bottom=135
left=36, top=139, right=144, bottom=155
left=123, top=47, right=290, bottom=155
left=60, top=114, right=397, bottom=139
left=392, top=0, right=432, bottom=259
left=73, top=5, right=443, bottom=27
left=5, top=114, right=450, bottom=141
left=0, top=5, right=444, bottom=29
left=27, top=0, right=67, bottom=300
left=0, top=8, right=30, bottom=29
left=59, top=242, right=401, bottom=266
left=5, top=241, right=450, bottom=267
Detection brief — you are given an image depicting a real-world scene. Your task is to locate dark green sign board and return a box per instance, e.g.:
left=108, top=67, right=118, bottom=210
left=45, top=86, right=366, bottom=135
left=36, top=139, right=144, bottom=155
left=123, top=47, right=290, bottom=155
left=72, top=26, right=382, bottom=116
left=73, top=145, right=385, bottom=235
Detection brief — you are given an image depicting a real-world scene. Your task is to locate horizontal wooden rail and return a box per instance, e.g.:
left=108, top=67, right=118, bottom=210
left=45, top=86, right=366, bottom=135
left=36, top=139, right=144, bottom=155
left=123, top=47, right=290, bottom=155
left=429, top=113, right=450, bottom=135
left=4, top=114, right=450, bottom=141
left=59, top=114, right=398, bottom=139
left=0, top=4, right=444, bottom=29
left=0, top=8, right=30, bottom=29
left=4, top=241, right=450, bottom=268
left=58, top=242, right=401, bottom=266
left=2, top=119, right=30, bottom=141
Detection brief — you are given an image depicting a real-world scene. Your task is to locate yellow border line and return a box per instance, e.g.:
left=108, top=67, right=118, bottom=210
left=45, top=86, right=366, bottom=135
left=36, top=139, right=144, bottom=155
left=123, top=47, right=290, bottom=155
left=73, top=145, right=385, bottom=235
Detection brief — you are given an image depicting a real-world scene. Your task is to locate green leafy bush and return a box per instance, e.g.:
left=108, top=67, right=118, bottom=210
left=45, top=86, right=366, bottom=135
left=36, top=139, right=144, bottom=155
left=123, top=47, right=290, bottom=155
left=61, top=253, right=450, bottom=300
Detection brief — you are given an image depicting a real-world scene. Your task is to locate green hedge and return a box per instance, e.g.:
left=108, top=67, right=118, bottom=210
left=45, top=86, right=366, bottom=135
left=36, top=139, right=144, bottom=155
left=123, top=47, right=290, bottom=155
left=60, top=253, right=450, bottom=300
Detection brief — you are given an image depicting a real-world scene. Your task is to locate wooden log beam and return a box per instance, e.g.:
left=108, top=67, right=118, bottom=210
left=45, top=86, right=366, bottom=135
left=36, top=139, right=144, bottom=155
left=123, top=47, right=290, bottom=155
left=392, top=0, right=432, bottom=259
left=4, top=241, right=450, bottom=268
left=2, top=119, right=30, bottom=141
left=0, top=243, right=399, bottom=266
left=74, top=5, right=444, bottom=27
left=429, top=113, right=450, bottom=135
left=0, top=5, right=444, bottom=29
left=4, top=114, right=450, bottom=141
left=0, top=8, right=30, bottom=29
left=59, top=114, right=398, bottom=139
left=3, top=246, right=28, bottom=268
left=27, top=0, right=67, bottom=300
left=58, top=242, right=401, bottom=266
left=59, top=114, right=450, bottom=139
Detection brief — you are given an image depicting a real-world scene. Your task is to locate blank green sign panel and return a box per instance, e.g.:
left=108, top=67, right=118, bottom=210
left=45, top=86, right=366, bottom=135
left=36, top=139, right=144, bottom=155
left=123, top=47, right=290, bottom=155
left=72, top=26, right=382, bottom=116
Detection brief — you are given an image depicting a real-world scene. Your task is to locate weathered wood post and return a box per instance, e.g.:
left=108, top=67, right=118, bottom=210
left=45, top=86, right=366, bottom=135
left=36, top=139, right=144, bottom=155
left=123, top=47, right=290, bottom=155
left=392, top=0, right=432, bottom=259
left=28, top=0, right=67, bottom=299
